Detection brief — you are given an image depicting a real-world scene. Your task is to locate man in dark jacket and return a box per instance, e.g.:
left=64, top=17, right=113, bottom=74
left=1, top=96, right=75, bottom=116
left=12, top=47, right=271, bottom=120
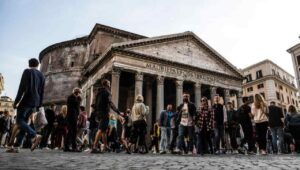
left=91, top=79, right=122, bottom=153
left=40, top=104, right=56, bottom=149
left=212, top=95, right=227, bottom=154
left=7, top=58, right=45, bottom=153
left=64, top=88, right=82, bottom=152
left=226, top=102, right=239, bottom=153
left=268, top=101, right=285, bottom=154
left=176, top=93, right=196, bottom=154
left=237, top=97, right=255, bottom=154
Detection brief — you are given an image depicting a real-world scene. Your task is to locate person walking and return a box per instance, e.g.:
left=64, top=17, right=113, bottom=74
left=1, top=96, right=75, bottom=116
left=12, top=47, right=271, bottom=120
left=268, top=101, right=285, bottom=154
left=131, top=95, right=149, bottom=154
left=169, top=106, right=180, bottom=154
left=6, top=58, right=45, bottom=152
left=226, top=102, right=239, bottom=154
left=195, top=97, right=214, bottom=155
left=64, top=88, right=82, bottom=152
left=159, top=104, right=173, bottom=154
left=212, top=95, right=227, bottom=154
left=40, top=104, right=56, bottom=149
left=88, top=104, right=99, bottom=149
left=251, top=94, right=269, bottom=155
left=91, top=79, right=122, bottom=153
left=286, top=105, right=300, bottom=153
left=53, top=105, right=68, bottom=149
left=176, top=93, right=197, bottom=155
left=77, top=106, right=87, bottom=151
left=237, top=97, right=255, bottom=154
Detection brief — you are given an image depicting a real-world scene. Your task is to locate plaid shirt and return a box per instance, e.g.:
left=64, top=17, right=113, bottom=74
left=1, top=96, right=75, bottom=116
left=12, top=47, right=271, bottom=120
left=195, top=107, right=214, bottom=131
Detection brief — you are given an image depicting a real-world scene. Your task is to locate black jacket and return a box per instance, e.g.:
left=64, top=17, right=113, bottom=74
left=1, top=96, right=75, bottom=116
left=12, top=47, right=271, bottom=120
left=66, top=94, right=81, bottom=122
left=95, top=87, right=120, bottom=116
left=268, top=105, right=284, bottom=127
left=176, top=102, right=197, bottom=126
left=14, top=68, right=45, bottom=108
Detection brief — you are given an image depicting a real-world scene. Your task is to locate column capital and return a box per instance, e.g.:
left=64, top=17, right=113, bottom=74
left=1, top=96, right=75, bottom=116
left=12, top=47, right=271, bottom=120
left=176, top=79, right=183, bottom=88
left=135, top=72, right=143, bottom=81
left=157, top=75, right=164, bottom=85
left=224, top=89, right=230, bottom=96
left=111, top=68, right=121, bottom=76
left=194, top=82, right=202, bottom=88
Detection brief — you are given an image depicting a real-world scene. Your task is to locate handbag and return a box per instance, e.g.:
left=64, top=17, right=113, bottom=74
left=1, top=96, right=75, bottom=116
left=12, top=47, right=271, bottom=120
left=33, top=107, right=48, bottom=132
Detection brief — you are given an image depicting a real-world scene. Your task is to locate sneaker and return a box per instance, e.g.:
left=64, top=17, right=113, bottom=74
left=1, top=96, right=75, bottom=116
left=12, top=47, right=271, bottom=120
left=31, top=135, right=42, bottom=152
left=160, top=151, right=166, bottom=154
left=232, top=150, right=239, bottom=154
left=261, top=150, right=267, bottom=155
left=6, top=147, right=19, bottom=153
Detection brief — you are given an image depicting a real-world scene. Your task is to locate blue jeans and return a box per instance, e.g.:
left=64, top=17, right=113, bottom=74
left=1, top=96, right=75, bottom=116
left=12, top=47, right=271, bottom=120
left=270, top=126, right=284, bottom=153
left=177, top=125, right=194, bottom=152
left=214, top=125, right=225, bottom=151
left=15, top=107, right=37, bottom=147
left=159, top=127, right=171, bottom=152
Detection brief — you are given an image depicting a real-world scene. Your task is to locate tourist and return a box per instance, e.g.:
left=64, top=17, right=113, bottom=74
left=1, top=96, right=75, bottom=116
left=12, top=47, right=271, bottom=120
left=226, top=102, right=239, bottom=154
left=77, top=106, right=87, bottom=151
left=212, top=95, right=227, bottom=154
left=120, top=109, right=132, bottom=154
left=169, top=106, right=180, bottom=154
left=268, top=101, right=285, bottom=154
left=40, top=104, right=56, bottom=149
left=0, top=110, right=13, bottom=147
left=195, top=97, right=214, bottom=155
left=91, top=79, right=122, bottom=153
left=6, top=58, right=44, bottom=153
left=131, top=95, right=149, bottom=154
left=64, top=88, right=82, bottom=152
left=159, top=104, right=173, bottom=154
left=251, top=94, right=269, bottom=155
left=53, top=105, right=68, bottom=149
left=286, top=105, right=300, bottom=153
left=107, top=113, right=120, bottom=152
left=237, top=97, right=255, bottom=154
left=88, top=104, right=99, bottom=149
left=149, top=119, right=160, bottom=154
left=176, top=93, right=197, bottom=155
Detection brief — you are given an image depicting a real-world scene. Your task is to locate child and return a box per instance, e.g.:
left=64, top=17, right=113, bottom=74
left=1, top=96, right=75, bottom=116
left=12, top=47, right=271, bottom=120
left=149, top=120, right=160, bottom=154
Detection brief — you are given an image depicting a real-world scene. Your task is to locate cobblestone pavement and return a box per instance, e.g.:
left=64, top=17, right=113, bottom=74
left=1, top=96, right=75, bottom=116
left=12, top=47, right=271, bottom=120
left=0, top=149, right=299, bottom=170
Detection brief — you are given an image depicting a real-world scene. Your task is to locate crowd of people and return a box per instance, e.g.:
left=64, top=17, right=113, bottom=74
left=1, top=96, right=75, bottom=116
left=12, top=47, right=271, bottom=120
left=1, top=58, right=300, bottom=156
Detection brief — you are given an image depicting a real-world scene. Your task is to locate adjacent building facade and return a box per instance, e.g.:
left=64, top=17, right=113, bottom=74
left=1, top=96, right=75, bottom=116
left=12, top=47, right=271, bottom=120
left=39, top=23, right=243, bottom=125
left=0, top=73, right=3, bottom=96
left=242, top=59, right=299, bottom=112
left=287, top=41, right=300, bottom=91
left=0, top=96, right=15, bottom=117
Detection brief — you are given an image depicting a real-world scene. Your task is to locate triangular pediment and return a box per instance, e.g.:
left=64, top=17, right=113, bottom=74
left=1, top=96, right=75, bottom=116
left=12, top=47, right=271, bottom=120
left=114, top=32, right=241, bottom=78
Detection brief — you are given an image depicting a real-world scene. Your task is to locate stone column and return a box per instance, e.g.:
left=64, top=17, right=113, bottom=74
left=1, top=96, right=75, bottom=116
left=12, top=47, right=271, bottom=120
left=210, top=86, right=217, bottom=105
left=237, top=90, right=243, bottom=108
left=111, top=69, right=121, bottom=107
left=195, top=82, right=202, bottom=109
left=145, top=80, right=153, bottom=145
left=135, top=72, right=143, bottom=97
left=176, top=79, right=183, bottom=107
left=86, top=86, right=94, bottom=117
left=224, top=89, right=231, bottom=106
left=156, top=76, right=164, bottom=119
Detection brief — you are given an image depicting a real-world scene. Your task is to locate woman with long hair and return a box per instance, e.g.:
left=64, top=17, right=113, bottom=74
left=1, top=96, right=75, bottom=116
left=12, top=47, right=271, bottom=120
left=251, top=94, right=269, bottom=155
left=195, top=97, right=214, bottom=155
left=54, top=105, right=68, bottom=149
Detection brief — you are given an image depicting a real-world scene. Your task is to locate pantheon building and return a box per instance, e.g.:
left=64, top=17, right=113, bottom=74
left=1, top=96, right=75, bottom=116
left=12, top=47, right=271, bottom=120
left=39, top=23, right=243, bottom=124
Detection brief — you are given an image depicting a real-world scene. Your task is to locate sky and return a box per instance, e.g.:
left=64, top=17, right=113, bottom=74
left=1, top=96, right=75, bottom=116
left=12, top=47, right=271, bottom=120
left=0, top=0, right=300, bottom=99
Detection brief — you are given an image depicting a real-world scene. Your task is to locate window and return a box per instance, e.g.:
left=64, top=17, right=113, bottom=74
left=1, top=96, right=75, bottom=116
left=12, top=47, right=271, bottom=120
left=247, top=87, right=253, bottom=92
left=257, top=84, right=264, bottom=89
left=279, top=85, right=283, bottom=90
left=296, top=101, right=299, bottom=107
left=260, top=93, right=265, bottom=99
left=281, top=94, right=284, bottom=102
left=245, top=74, right=252, bottom=82
left=249, top=95, right=254, bottom=103
left=272, top=69, right=275, bottom=75
left=256, top=70, right=263, bottom=79
left=297, top=55, right=300, bottom=66
left=276, top=92, right=280, bottom=100
left=70, top=62, right=74, bottom=67
left=287, top=97, right=290, bottom=104
left=275, top=83, right=277, bottom=87
left=292, top=99, right=295, bottom=105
